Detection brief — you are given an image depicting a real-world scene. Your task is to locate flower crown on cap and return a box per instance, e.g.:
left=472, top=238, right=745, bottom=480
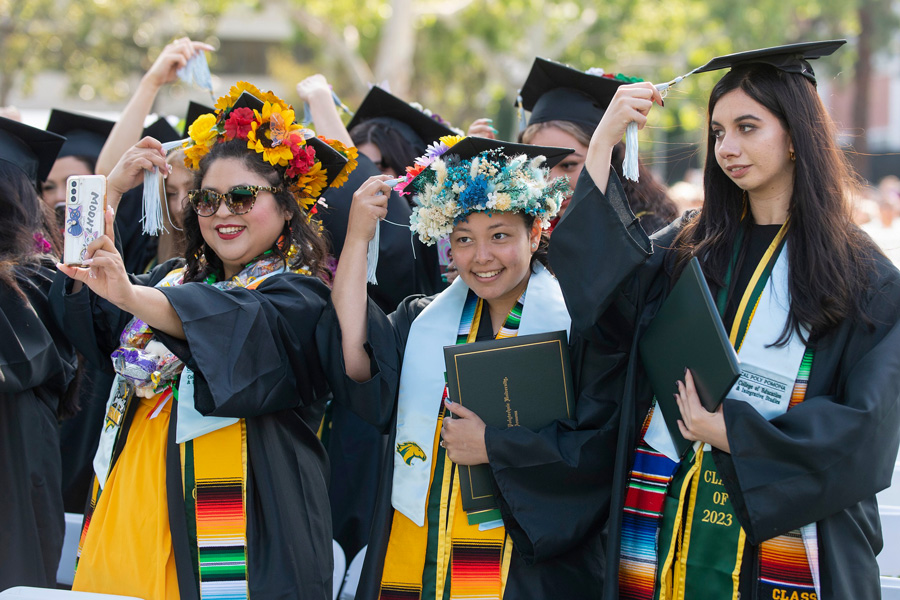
left=183, top=81, right=358, bottom=214
left=396, top=136, right=570, bottom=245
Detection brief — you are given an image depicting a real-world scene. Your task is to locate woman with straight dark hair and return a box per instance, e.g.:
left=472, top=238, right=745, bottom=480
left=550, top=41, right=900, bottom=600
left=0, top=118, right=77, bottom=591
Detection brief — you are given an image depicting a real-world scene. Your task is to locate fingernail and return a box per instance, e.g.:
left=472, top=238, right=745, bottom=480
left=489, top=127, right=499, bottom=134
left=444, top=398, right=453, bottom=405
left=89, top=271, right=97, bottom=279
left=83, top=258, right=94, bottom=265
left=486, top=118, right=493, bottom=122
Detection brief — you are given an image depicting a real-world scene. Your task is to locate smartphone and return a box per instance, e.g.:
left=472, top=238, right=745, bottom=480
left=63, top=174, right=107, bottom=266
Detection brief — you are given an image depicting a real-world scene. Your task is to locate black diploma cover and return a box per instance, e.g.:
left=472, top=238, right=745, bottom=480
left=638, top=256, right=741, bottom=457
left=444, top=330, right=574, bottom=517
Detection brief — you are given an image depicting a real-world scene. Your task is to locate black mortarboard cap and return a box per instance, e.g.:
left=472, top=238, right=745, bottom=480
left=518, top=57, right=627, bottom=129
left=692, top=40, right=846, bottom=86
left=346, top=86, right=456, bottom=150
left=0, top=116, right=66, bottom=186
left=406, top=136, right=574, bottom=190
left=46, top=108, right=114, bottom=159
left=142, top=116, right=180, bottom=144
left=183, top=101, right=215, bottom=137
left=231, top=91, right=348, bottom=188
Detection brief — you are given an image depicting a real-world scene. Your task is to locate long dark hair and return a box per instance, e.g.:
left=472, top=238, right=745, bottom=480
left=672, top=63, right=875, bottom=343
left=350, top=120, right=424, bottom=177
left=181, top=139, right=330, bottom=283
left=0, top=162, right=61, bottom=298
left=0, top=161, right=79, bottom=418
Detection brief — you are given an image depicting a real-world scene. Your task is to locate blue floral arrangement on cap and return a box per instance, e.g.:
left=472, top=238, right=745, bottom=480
left=396, top=136, right=570, bottom=245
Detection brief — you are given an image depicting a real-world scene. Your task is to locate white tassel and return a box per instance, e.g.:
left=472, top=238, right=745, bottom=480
left=141, top=168, right=166, bottom=236
left=623, top=122, right=640, bottom=182
left=622, top=82, right=675, bottom=183
left=366, top=224, right=380, bottom=285
left=177, top=52, right=214, bottom=102
left=141, top=138, right=189, bottom=236
left=365, top=178, right=401, bottom=285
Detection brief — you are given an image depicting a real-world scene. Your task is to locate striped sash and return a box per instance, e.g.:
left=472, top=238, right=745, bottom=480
left=619, top=223, right=818, bottom=599
left=380, top=290, right=521, bottom=600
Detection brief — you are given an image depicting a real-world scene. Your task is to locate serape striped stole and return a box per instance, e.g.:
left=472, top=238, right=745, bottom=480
left=618, top=225, right=817, bottom=600
left=380, top=290, right=522, bottom=600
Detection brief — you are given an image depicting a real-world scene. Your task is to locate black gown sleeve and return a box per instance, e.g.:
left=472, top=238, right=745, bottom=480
left=1, top=264, right=75, bottom=394
left=549, top=167, right=653, bottom=336
left=316, top=294, right=432, bottom=433
left=713, top=257, right=900, bottom=545
left=155, top=273, right=331, bottom=418
left=485, top=331, right=626, bottom=564
left=48, top=258, right=183, bottom=372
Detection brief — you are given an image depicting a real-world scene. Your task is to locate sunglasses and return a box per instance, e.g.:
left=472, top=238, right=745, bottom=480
left=187, top=185, right=282, bottom=217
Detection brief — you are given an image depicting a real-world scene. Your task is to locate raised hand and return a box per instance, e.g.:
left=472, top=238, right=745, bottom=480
left=144, top=37, right=215, bottom=90
left=346, top=175, right=394, bottom=243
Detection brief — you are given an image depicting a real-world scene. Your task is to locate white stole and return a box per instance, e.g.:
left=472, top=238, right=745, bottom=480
left=391, top=263, right=571, bottom=526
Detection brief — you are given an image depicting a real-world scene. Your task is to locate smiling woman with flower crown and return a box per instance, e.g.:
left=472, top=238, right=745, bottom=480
left=53, top=82, right=356, bottom=600
left=320, top=136, right=620, bottom=599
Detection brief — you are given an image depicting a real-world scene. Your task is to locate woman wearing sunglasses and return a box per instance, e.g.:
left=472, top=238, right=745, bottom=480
left=54, top=82, right=356, bottom=599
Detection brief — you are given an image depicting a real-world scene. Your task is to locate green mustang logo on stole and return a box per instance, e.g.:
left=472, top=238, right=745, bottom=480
left=397, top=441, right=427, bottom=465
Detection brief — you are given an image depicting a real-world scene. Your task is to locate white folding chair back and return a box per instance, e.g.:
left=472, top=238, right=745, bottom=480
left=879, top=506, right=900, bottom=577
left=878, top=461, right=900, bottom=507
left=0, top=588, right=142, bottom=599
left=56, top=512, right=83, bottom=586
left=882, top=576, right=900, bottom=600
left=338, top=545, right=367, bottom=600
left=333, top=540, right=347, bottom=600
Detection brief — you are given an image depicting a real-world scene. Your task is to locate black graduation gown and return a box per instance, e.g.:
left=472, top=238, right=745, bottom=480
left=549, top=168, right=900, bottom=600
left=318, top=153, right=444, bottom=559
left=0, top=261, right=77, bottom=590
left=317, top=290, right=620, bottom=600
left=50, top=259, right=333, bottom=600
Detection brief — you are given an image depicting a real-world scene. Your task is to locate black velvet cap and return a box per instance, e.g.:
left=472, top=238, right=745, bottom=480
left=230, top=91, right=348, bottom=187
left=693, top=40, right=846, bottom=85
left=142, top=116, right=181, bottom=143
left=46, top=108, right=114, bottom=159
left=518, top=57, right=627, bottom=129
left=183, top=101, right=215, bottom=137
left=346, top=86, right=456, bottom=150
left=0, top=116, right=66, bottom=186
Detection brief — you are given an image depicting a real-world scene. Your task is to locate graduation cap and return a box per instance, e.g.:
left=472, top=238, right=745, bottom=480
left=46, top=108, right=114, bottom=159
left=621, top=40, right=847, bottom=182
left=0, top=116, right=66, bottom=186
left=231, top=91, right=348, bottom=187
left=517, top=57, right=627, bottom=130
left=403, top=135, right=574, bottom=194
left=183, top=101, right=215, bottom=137
left=142, top=116, right=180, bottom=144
left=691, top=40, right=846, bottom=86
left=346, top=86, right=456, bottom=150
left=441, top=136, right=573, bottom=168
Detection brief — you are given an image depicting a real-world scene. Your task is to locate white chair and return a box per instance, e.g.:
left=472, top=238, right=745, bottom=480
left=57, top=513, right=83, bottom=586
left=878, top=461, right=900, bottom=507
left=332, top=540, right=346, bottom=600
left=882, top=576, right=900, bottom=600
left=0, top=588, right=142, bottom=599
left=879, top=506, right=900, bottom=577
left=338, top=545, right=367, bottom=600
